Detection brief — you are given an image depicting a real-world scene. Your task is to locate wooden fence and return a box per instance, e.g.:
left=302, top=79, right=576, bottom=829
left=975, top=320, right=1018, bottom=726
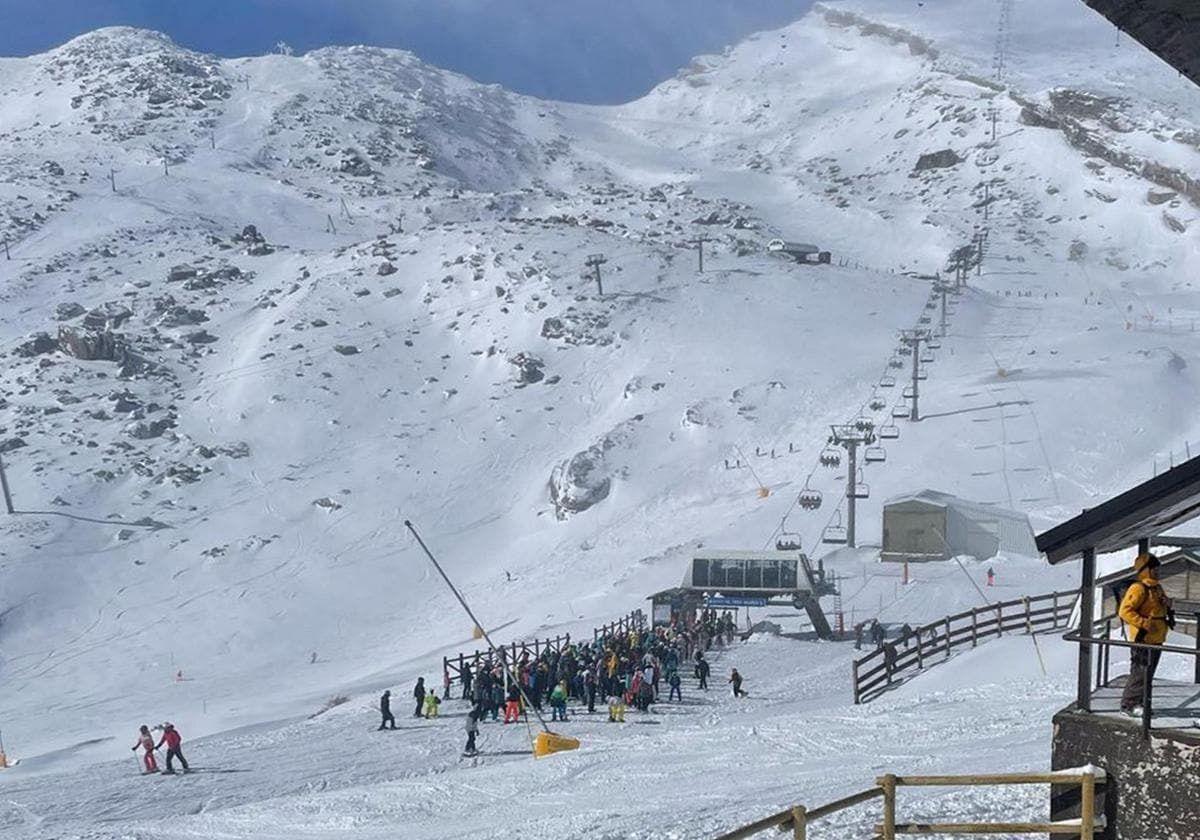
left=714, top=768, right=1105, bottom=839
left=443, top=609, right=645, bottom=690
left=852, top=589, right=1077, bottom=704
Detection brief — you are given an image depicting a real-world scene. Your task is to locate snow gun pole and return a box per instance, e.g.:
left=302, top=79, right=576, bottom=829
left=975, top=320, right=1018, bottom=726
left=404, top=520, right=551, bottom=734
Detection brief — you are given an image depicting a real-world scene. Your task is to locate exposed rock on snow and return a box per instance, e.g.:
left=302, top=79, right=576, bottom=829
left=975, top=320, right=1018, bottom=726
left=548, top=417, right=644, bottom=518
left=54, top=302, right=86, bottom=321
left=509, top=352, right=545, bottom=385
left=15, top=332, right=58, bottom=357
left=914, top=149, right=962, bottom=171
left=0, top=437, right=28, bottom=454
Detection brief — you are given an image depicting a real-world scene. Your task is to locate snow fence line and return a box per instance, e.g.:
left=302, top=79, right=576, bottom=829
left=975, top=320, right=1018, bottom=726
left=851, top=588, right=1078, bottom=704
left=442, top=609, right=647, bottom=688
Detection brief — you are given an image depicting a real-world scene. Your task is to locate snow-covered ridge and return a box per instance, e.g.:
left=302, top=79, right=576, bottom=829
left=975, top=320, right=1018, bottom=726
left=1, top=4, right=1198, bottom=836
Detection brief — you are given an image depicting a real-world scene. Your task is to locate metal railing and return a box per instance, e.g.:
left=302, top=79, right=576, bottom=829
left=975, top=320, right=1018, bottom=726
left=1066, top=613, right=1200, bottom=739
left=714, top=768, right=1106, bottom=839
left=852, top=590, right=1077, bottom=704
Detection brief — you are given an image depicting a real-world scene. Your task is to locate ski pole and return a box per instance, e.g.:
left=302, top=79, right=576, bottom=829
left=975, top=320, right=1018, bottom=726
left=405, top=520, right=551, bottom=733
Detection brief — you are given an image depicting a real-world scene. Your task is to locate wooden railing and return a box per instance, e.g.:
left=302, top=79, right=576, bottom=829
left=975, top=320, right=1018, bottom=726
left=852, top=590, right=1077, bottom=704
left=714, top=768, right=1105, bottom=839
left=443, top=609, right=646, bottom=689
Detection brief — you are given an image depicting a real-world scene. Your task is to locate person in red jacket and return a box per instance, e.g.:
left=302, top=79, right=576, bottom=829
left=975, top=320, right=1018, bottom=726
left=155, top=722, right=189, bottom=774
left=131, top=724, right=158, bottom=773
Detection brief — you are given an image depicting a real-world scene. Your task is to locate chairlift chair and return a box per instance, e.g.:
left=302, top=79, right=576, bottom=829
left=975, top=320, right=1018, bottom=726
left=822, top=514, right=848, bottom=545
left=920, top=350, right=935, bottom=363
left=864, top=445, right=886, bottom=463
left=917, top=369, right=928, bottom=380
left=853, top=416, right=874, bottom=433
left=889, top=357, right=905, bottom=369
left=927, top=339, right=942, bottom=350
left=798, top=486, right=823, bottom=511
left=918, top=315, right=932, bottom=325
left=819, top=448, right=842, bottom=468
left=852, top=481, right=870, bottom=499
left=776, top=533, right=803, bottom=552
left=879, top=374, right=896, bottom=388
left=902, top=385, right=915, bottom=399
left=891, top=404, right=909, bottom=418
left=869, top=397, right=886, bottom=412
left=879, top=422, right=900, bottom=440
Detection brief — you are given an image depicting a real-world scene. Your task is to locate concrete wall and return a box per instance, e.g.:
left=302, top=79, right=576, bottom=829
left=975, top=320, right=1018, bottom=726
left=1051, top=707, right=1200, bottom=839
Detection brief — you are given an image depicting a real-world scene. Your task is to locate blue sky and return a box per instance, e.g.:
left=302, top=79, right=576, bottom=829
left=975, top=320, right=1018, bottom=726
left=0, top=0, right=814, bottom=103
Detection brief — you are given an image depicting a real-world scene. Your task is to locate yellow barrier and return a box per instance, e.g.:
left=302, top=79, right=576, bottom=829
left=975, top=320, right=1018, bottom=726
left=533, top=731, right=580, bottom=758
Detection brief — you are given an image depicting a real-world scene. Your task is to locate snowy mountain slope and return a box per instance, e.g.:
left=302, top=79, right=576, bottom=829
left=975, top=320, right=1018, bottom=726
left=1, top=2, right=1199, bottom=836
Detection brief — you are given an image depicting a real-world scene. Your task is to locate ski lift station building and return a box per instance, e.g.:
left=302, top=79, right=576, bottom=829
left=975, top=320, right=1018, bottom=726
left=880, top=489, right=1038, bottom=563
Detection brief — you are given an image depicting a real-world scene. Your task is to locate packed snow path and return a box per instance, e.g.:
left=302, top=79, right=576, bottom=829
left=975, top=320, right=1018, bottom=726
left=0, top=634, right=1117, bottom=839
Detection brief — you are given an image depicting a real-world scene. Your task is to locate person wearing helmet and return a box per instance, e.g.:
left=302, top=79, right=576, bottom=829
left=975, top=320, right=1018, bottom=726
left=1119, top=553, right=1175, bottom=716
left=131, top=724, right=158, bottom=774
left=155, top=723, right=189, bottom=774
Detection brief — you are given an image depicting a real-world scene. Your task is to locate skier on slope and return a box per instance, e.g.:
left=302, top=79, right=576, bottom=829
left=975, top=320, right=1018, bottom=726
left=488, top=679, right=504, bottom=721
left=549, top=680, right=569, bottom=722
left=131, top=724, right=158, bottom=774
left=413, top=677, right=427, bottom=718
left=463, top=710, right=480, bottom=756
left=729, top=668, right=748, bottom=698
left=378, top=690, right=396, bottom=730
left=667, top=669, right=682, bottom=702
left=504, top=682, right=522, bottom=724
left=423, top=691, right=441, bottom=719
left=696, top=654, right=710, bottom=691
left=155, top=723, right=189, bottom=774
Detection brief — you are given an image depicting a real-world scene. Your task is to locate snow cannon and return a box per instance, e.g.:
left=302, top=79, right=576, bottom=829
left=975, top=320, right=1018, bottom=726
left=533, top=731, right=580, bottom=758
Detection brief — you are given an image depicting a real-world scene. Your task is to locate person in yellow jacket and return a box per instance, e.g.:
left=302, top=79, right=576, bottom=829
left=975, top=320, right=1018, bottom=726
left=1118, top=553, right=1174, bottom=715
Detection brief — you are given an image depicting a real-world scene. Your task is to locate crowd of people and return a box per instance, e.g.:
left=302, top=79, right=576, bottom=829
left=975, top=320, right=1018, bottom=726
left=383, top=608, right=745, bottom=756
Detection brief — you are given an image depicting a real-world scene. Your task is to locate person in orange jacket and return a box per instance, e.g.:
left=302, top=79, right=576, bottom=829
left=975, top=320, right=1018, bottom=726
left=1118, top=553, right=1174, bottom=715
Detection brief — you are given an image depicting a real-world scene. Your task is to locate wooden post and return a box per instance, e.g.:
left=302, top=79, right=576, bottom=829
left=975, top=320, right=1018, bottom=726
left=880, top=775, right=897, bottom=840
left=916, top=633, right=924, bottom=670
left=1080, top=769, right=1095, bottom=838
left=1078, top=547, right=1096, bottom=712
left=971, top=611, right=978, bottom=647
left=995, top=603, right=1003, bottom=636
left=791, top=806, right=807, bottom=840
left=944, top=617, right=951, bottom=658
left=852, top=659, right=861, bottom=705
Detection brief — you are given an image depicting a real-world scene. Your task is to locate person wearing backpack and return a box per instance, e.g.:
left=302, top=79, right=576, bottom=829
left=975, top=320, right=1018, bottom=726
left=1118, top=553, right=1175, bottom=716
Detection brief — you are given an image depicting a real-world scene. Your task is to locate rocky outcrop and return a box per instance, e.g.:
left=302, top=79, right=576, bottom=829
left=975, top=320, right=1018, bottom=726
left=914, top=149, right=961, bottom=171
left=548, top=417, right=645, bottom=519
left=509, top=352, right=545, bottom=385
left=15, top=332, right=58, bottom=357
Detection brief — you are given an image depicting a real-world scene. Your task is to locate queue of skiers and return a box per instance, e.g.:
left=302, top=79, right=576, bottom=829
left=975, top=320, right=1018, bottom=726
left=131, top=722, right=189, bottom=775
left=385, top=608, right=745, bottom=755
